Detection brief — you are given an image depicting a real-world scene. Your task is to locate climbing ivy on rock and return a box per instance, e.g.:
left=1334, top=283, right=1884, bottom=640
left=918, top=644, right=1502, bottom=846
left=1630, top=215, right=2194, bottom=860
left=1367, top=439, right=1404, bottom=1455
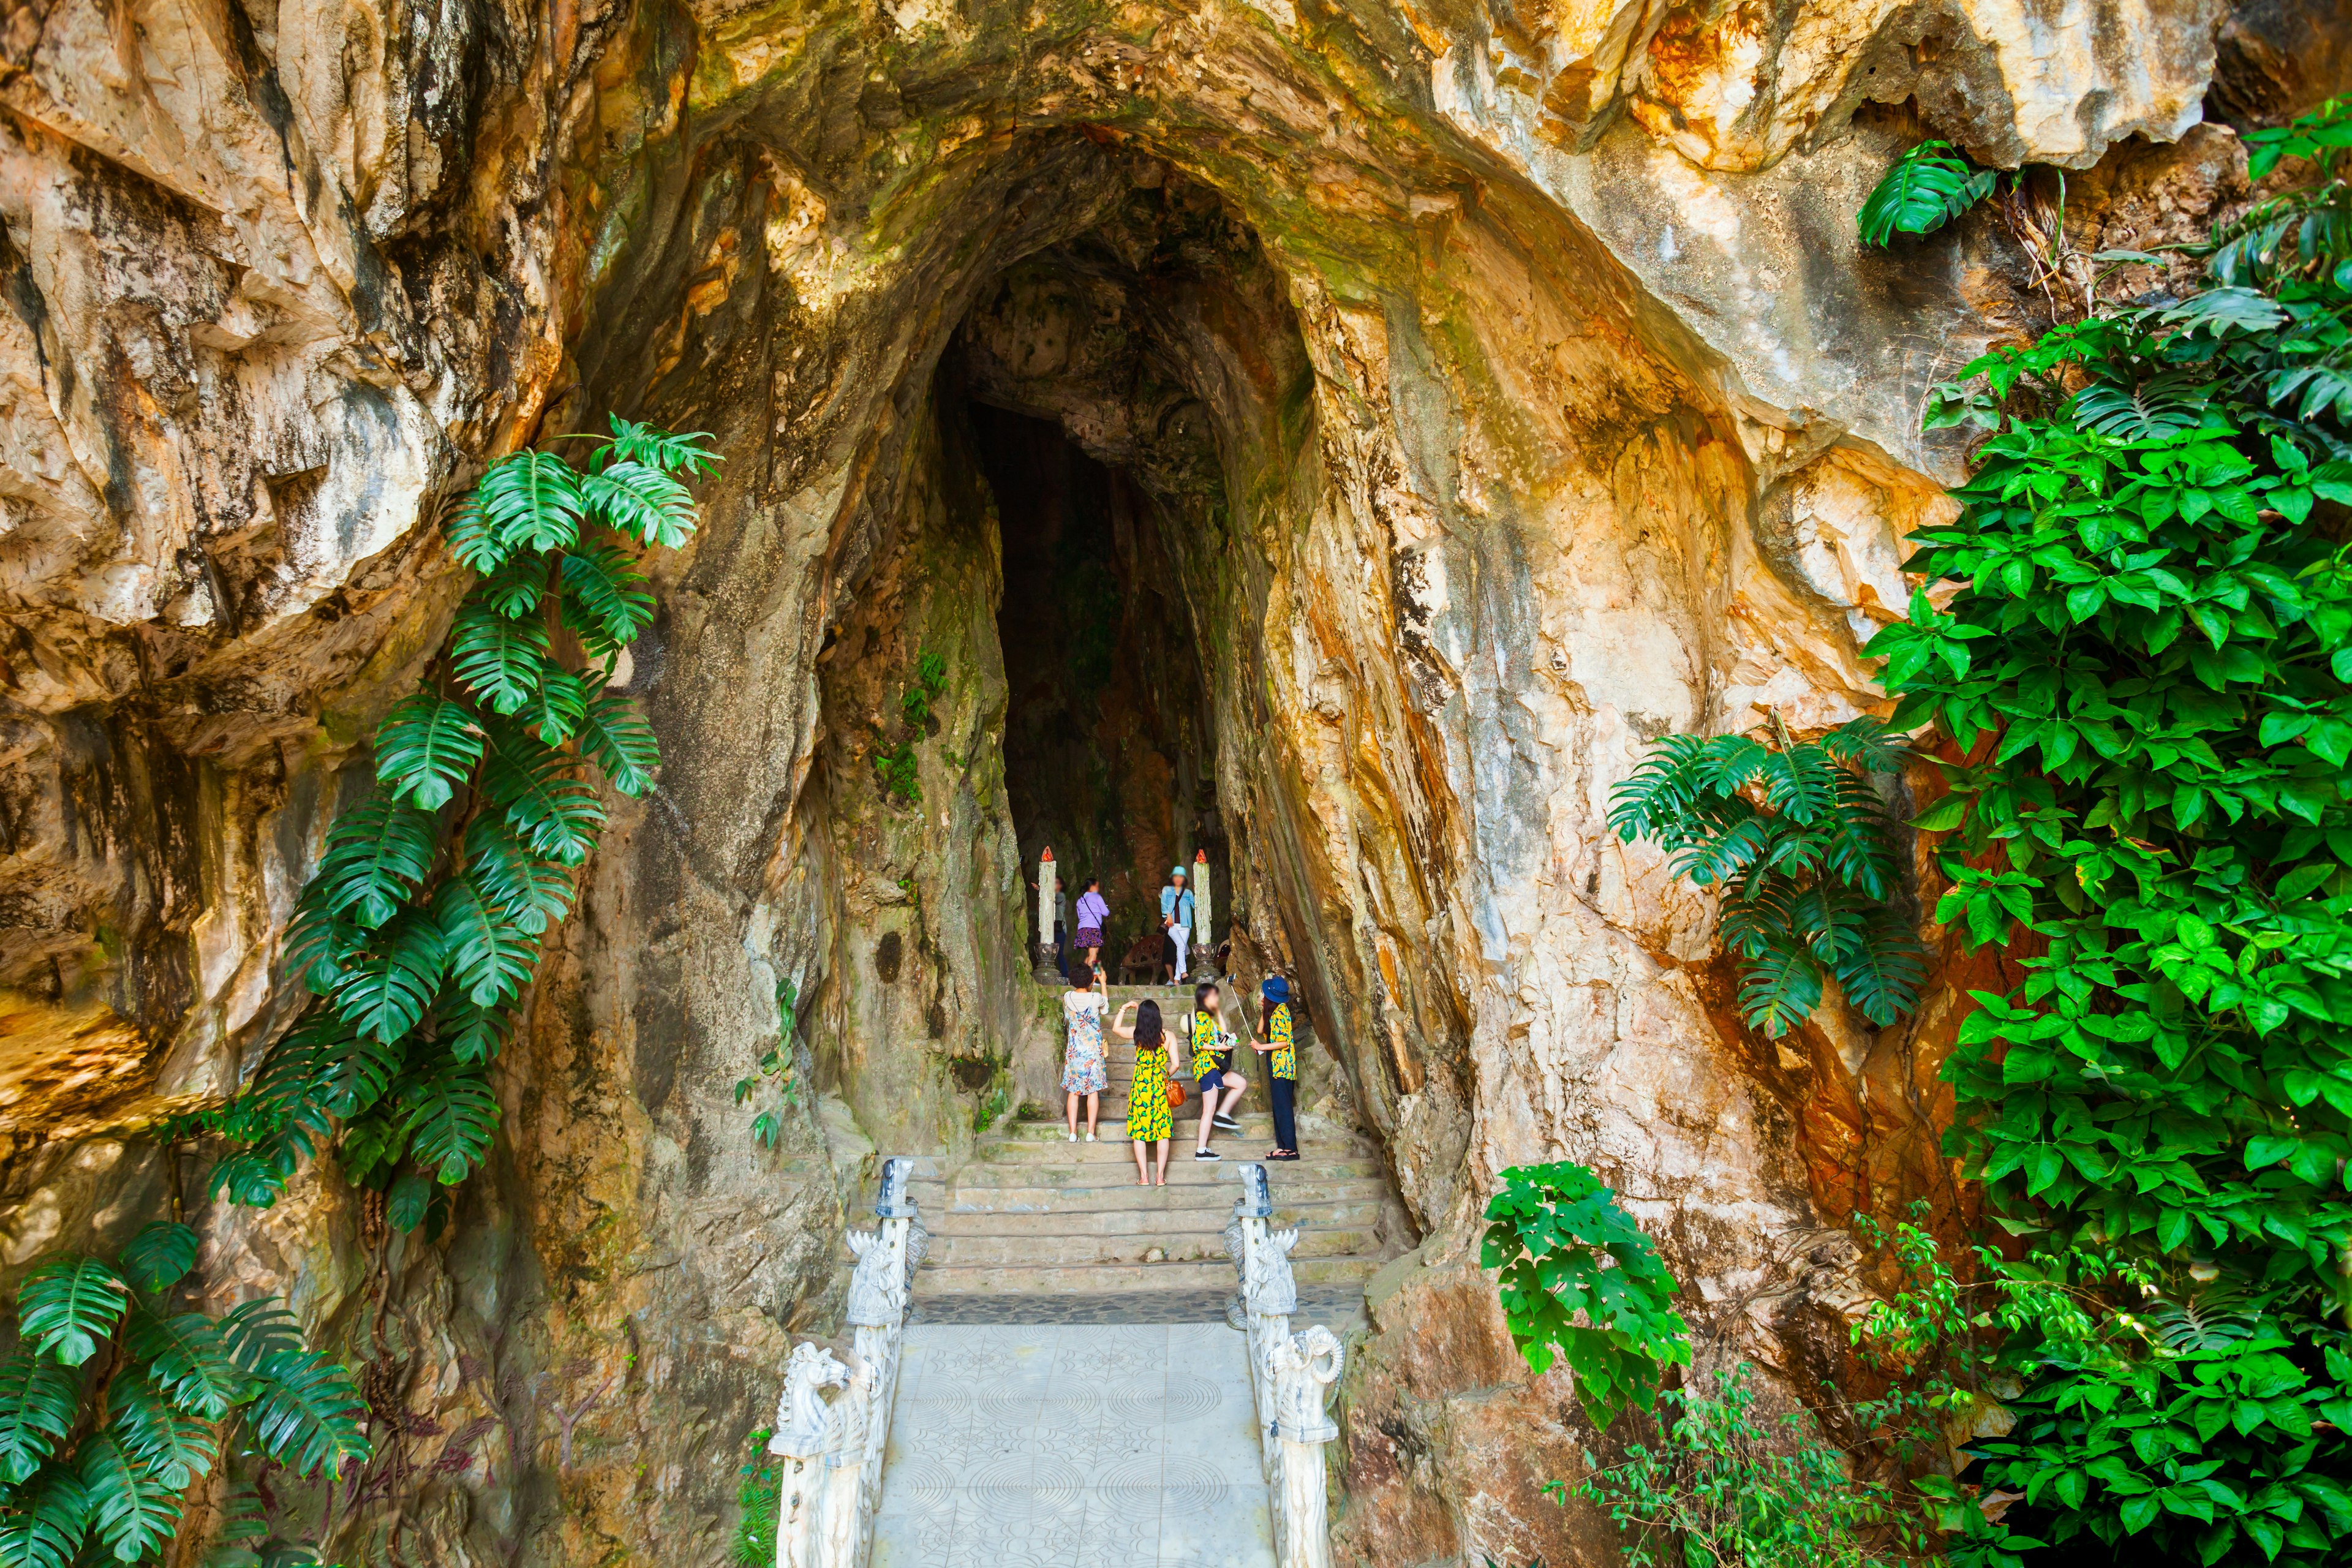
left=179, top=419, right=715, bottom=1227
left=0, top=1223, right=370, bottom=1566
left=1860, top=98, right=2352, bottom=1568
left=1607, top=716, right=1923, bottom=1036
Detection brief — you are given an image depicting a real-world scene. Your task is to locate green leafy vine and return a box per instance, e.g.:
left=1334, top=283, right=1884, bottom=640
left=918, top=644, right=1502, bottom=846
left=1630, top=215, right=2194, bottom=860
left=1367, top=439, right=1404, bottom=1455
left=175, top=418, right=715, bottom=1226
left=1858, top=97, right=2352, bottom=1567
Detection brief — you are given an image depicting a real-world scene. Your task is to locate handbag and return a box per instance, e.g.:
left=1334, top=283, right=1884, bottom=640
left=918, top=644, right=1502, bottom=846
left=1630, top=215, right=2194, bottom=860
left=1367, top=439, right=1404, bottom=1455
left=1167, top=1079, right=1186, bottom=1109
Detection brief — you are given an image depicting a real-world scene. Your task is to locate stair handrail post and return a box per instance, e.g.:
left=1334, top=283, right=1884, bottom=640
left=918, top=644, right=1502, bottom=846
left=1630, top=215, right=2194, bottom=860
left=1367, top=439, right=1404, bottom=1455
left=837, top=1155, right=921, bottom=1568
left=1229, top=1163, right=1286, bottom=1480
left=1269, top=1325, right=1344, bottom=1568
left=767, top=1343, right=850, bottom=1568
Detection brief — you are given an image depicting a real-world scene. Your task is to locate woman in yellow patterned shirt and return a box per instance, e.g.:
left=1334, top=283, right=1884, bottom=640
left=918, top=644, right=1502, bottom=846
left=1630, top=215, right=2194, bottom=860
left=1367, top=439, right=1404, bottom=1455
left=1250, top=976, right=1300, bottom=1161
left=1186, top=981, right=1248, bottom=1162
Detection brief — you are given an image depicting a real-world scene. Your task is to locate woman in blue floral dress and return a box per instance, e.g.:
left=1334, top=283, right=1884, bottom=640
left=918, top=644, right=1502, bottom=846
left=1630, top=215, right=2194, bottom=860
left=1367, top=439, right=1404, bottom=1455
left=1061, top=959, right=1108, bottom=1142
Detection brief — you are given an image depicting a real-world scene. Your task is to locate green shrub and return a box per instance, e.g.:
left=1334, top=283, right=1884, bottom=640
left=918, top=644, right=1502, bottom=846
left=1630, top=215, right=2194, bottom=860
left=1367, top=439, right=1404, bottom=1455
left=1482, top=1162, right=1691, bottom=1427
left=1858, top=140, right=1997, bottom=247
left=1570, top=1362, right=1924, bottom=1568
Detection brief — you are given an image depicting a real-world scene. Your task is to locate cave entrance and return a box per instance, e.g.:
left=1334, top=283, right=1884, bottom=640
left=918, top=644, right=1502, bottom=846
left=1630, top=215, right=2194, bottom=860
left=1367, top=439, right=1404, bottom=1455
left=966, top=399, right=1227, bottom=982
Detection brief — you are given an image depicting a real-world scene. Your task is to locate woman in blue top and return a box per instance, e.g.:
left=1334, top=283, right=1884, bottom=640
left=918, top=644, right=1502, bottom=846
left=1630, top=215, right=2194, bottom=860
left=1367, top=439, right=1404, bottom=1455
left=1159, top=867, right=1195, bottom=984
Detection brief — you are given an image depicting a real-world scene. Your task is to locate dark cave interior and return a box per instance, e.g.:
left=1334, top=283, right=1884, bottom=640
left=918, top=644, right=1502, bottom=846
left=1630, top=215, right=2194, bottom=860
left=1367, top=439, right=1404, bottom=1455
left=962, top=398, right=1231, bottom=973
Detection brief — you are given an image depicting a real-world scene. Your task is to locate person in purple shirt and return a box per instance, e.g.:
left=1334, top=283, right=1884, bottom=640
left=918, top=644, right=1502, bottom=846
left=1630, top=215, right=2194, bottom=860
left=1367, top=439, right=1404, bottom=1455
left=1073, top=877, right=1109, bottom=971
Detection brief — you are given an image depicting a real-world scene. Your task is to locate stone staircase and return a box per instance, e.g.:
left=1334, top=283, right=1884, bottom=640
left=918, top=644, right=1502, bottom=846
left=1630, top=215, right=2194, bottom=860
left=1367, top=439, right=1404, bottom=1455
left=905, top=982, right=1408, bottom=1313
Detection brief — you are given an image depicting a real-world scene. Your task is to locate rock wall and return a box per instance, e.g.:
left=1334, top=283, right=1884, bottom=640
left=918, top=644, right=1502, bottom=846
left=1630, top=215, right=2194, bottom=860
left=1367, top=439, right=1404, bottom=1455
left=0, top=0, right=2343, bottom=1559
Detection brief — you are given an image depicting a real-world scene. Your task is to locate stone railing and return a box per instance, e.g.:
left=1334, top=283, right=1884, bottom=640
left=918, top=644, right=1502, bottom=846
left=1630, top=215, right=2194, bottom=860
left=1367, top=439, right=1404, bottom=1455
left=1225, top=1162, right=1344, bottom=1568
left=767, top=1156, right=925, bottom=1568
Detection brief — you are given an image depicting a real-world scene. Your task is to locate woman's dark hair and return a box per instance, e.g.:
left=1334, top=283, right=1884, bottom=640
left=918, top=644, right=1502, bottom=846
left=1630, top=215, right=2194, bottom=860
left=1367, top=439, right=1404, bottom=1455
left=1069, top=958, right=1095, bottom=990
left=1085, top=876, right=1100, bottom=891
left=1261, top=995, right=1283, bottom=1034
left=1194, top=980, right=1219, bottom=1012
left=1134, top=999, right=1164, bottom=1048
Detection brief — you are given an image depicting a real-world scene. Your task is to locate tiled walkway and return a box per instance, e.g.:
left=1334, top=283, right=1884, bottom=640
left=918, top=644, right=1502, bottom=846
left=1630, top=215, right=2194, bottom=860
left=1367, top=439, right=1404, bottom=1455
left=872, top=1323, right=1275, bottom=1568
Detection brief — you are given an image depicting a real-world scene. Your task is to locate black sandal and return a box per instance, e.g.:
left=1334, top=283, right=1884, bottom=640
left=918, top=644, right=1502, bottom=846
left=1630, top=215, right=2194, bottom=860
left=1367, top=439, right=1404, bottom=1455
left=1265, top=1148, right=1299, bottom=1161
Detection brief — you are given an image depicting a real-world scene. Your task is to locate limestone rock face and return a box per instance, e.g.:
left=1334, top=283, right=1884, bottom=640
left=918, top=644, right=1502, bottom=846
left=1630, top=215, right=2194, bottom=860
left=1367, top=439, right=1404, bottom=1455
left=0, top=0, right=2339, bottom=1559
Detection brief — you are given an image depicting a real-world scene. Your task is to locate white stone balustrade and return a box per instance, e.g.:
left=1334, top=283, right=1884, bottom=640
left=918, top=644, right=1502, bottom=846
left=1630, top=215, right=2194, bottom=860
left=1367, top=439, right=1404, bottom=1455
left=768, top=1156, right=922, bottom=1568
left=1227, top=1162, right=1342, bottom=1568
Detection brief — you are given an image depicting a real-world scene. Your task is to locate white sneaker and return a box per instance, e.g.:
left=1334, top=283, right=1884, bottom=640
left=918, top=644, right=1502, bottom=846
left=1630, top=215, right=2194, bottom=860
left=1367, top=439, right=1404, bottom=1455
left=1085, top=1132, right=1096, bottom=1142
left=1065, top=1130, right=1077, bottom=1142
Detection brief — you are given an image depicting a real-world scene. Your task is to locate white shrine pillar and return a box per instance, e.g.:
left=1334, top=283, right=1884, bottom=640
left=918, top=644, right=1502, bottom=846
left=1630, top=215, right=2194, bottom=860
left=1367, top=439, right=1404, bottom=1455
left=1190, top=849, right=1213, bottom=974
left=1035, top=848, right=1060, bottom=981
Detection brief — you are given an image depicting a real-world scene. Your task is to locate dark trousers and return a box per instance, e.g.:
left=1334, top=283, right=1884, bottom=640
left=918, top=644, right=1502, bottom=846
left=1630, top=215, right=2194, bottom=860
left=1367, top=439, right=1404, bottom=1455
left=1270, top=1076, right=1297, bottom=1152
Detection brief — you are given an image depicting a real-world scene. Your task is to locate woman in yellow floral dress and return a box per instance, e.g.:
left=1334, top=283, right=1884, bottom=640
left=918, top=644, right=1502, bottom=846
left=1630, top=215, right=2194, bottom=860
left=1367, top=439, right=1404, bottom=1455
left=1112, top=998, right=1174, bottom=1186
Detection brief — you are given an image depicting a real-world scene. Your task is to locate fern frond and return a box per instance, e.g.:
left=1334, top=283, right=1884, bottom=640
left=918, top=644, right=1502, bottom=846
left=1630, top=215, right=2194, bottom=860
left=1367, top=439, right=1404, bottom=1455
left=433, top=993, right=511, bottom=1066
left=475, top=548, right=552, bottom=620
left=443, top=496, right=507, bottom=575
left=462, top=815, right=575, bottom=934
left=335, top=1109, right=410, bottom=1189
left=1818, top=717, right=1905, bottom=773
left=125, top=1306, right=241, bottom=1420
left=118, top=1222, right=200, bottom=1297
left=582, top=461, right=698, bottom=549
left=433, top=875, right=538, bottom=1008
left=77, top=1433, right=184, bottom=1562
left=0, top=1463, right=92, bottom=1568
left=264, top=1011, right=398, bottom=1121
left=481, top=721, right=606, bottom=865
left=314, top=797, right=440, bottom=931
left=448, top=599, right=552, bottom=716
left=108, top=1371, right=219, bottom=1489
left=373, top=690, right=485, bottom=812
left=0, top=1349, right=78, bottom=1483
left=1607, top=734, right=1711, bottom=842
left=2142, top=1286, right=2263, bottom=1352
left=590, top=416, right=719, bottom=477
left=1735, top=938, right=1826, bottom=1038
left=577, top=692, right=661, bottom=797
left=281, top=886, right=365, bottom=995
left=1756, top=742, right=1838, bottom=823
left=1668, top=812, right=1771, bottom=888
left=1827, top=907, right=1926, bottom=1026
left=328, top=909, right=449, bottom=1044
left=219, top=1300, right=307, bottom=1374
left=1822, top=769, right=1900, bottom=872
left=1695, top=734, right=1771, bottom=796
left=17, top=1257, right=129, bottom=1366
left=401, top=1060, right=500, bottom=1185
left=531, top=667, right=590, bottom=747
left=476, top=450, right=586, bottom=557
left=239, top=1337, right=372, bottom=1480
left=559, top=545, right=657, bottom=654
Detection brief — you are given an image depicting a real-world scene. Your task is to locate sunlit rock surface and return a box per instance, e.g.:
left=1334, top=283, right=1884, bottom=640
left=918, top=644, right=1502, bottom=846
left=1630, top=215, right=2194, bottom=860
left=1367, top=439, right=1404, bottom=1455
left=0, top=0, right=2340, bottom=1558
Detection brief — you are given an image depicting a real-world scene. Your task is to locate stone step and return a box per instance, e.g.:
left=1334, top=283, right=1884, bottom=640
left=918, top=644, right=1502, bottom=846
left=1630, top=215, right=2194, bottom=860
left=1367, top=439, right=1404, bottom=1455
left=1001, top=1112, right=1276, bottom=1141
left=917, top=1195, right=1385, bottom=1237
left=971, top=1145, right=1382, bottom=1178
left=911, top=1252, right=1385, bottom=1295
left=908, top=1175, right=1390, bottom=1213
left=925, top=1221, right=1381, bottom=1270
